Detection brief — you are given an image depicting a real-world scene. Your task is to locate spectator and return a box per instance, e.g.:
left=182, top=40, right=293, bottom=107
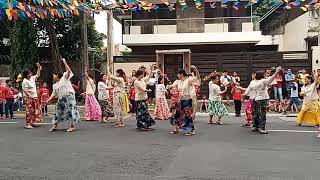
left=297, top=69, right=309, bottom=85
left=220, top=70, right=233, bottom=105
left=14, top=91, right=23, bottom=112
left=285, top=68, right=295, bottom=97
left=232, top=72, right=241, bottom=83
left=274, top=70, right=284, bottom=112
left=0, top=80, right=8, bottom=120
left=232, top=82, right=246, bottom=117
left=5, top=80, right=18, bottom=119
left=39, top=83, right=50, bottom=117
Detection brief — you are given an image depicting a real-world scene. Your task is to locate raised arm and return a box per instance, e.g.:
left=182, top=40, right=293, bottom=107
left=190, top=65, right=201, bottom=83
left=169, top=80, right=178, bottom=89
left=266, top=66, right=282, bottom=85
left=106, top=68, right=122, bottom=83
left=35, top=63, right=42, bottom=79
left=62, top=58, right=72, bottom=79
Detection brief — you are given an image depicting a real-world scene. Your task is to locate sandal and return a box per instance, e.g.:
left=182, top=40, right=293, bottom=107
left=49, top=127, right=57, bottom=132
left=184, top=133, right=193, bottom=136
left=66, top=127, right=76, bottom=132
left=24, top=125, right=34, bottom=129
left=241, top=123, right=250, bottom=127
left=170, top=131, right=179, bottom=134
left=208, top=121, right=214, bottom=124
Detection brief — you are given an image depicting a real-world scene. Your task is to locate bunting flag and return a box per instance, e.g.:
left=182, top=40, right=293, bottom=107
left=0, top=0, right=316, bottom=21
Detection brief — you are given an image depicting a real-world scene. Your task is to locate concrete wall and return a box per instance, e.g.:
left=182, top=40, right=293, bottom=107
left=281, top=13, right=309, bottom=51
left=312, top=46, right=320, bottom=71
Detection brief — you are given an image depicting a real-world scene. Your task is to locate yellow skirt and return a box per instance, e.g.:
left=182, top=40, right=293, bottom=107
left=297, top=100, right=320, bottom=125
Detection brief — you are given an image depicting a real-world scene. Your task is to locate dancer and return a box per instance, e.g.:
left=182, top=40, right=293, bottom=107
left=296, top=75, right=320, bottom=127
left=170, top=86, right=180, bottom=108
left=246, top=66, right=282, bottom=134
left=21, top=63, right=43, bottom=129
left=190, top=69, right=201, bottom=121
left=84, top=68, right=102, bottom=121
left=208, top=74, right=228, bottom=125
left=169, top=66, right=200, bottom=136
left=107, top=68, right=130, bottom=128
left=47, top=58, right=80, bottom=132
left=232, top=82, right=245, bottom=117
left=39, top=82, right=50, bottom=117
left=98, top=73, right=112, bottom=123
left=134, top=68, right=156, bottom=130
left=154, top=76, right=170, bottom=120
left=243, top=72, right=257, bottom=127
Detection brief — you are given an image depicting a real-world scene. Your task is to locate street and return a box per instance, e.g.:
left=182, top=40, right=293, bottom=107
left=0, top=114, right=319, bottom=180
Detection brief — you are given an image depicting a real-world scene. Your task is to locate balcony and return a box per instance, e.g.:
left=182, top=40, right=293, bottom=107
left=123, top=17, right=262, bottom=46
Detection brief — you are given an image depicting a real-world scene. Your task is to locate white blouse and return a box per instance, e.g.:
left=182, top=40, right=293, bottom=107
left=98, top=81, right=109, bottom=101
left=301, top=82, right=319, bottom=103
left=110, top=75, right=125, bottom=92
left=22, top=76, right=38, bottom=98
left=156, top=84, right=167, bottom=99
left=244, top=80, right=257, bottom=99
left=86, top=77, right=96, bottom=95
left=134, top=77, right=149, bottom=101
left=245, top=74, right=277, bottom=101
left=209, top=81, right=222, bottom=101
left=52, top=72, right=75, bottom=98
left=171, top=76, right=198, bottom=100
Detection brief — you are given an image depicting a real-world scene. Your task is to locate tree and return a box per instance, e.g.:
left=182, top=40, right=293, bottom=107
left=0, top=21, right=10, bottom=46
left=9, top=20, right=39, bottom=78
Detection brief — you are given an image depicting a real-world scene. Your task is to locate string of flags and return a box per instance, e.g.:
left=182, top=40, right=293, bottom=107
left=0, top=0, right=318, bottom=21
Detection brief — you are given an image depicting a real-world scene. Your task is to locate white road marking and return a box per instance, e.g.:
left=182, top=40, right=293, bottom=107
left=0, top=122, right=19, bottom=124
left=269, top=129, right=318, bottom=133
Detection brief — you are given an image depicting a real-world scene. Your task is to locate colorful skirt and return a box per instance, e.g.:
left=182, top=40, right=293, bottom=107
left=154, top=97, right=170, bottom=120
left=191, top=96, right=198, bottom=110
left=113, top=91, right=129, bottom=120
left=52, top=94, right=80, bottom=124
left=245, top=99, right=253, bottom=121
left=85, top=94, right=102, bottom=121
left=170, top=99, right=194, bottom=133
left=297, top=100, right=320, bottom=125
left=136, top=100, right=156, bottom=129
left=99, top=99, right=113, bottom=118
left=208, top=100, right=228, bottom=117
left=24, top=97, right=42, bottom=125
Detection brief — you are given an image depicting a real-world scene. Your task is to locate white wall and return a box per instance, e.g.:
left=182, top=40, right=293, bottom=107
left=312, top=46, right=320, bottom=71
left=281, top=13, right=309, bottom=51
left=123, top=31, right=262, bottom=45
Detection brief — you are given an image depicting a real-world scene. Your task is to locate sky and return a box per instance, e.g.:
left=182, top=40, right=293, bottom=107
left=94, top=12, right=123, bottom=47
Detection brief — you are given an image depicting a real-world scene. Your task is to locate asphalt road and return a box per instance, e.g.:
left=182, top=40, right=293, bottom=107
left=0, top=114, right=319, bottom=180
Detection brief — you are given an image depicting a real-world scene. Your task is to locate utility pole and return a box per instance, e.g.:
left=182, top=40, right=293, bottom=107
left=107, top=10, right=114, bottom=73
left=81, top=12, right=88, bottom=90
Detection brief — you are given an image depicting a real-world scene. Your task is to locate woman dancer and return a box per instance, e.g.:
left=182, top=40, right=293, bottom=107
left=154, top=76, right=170, bottom=120
left=21, top=63, right=43, bottom=129
left=246, top=66, right=282, bottom=134
left=134, top=68, right=156, bottom=130
left=47, top=59, right=80, bottom=132
left=98, top=74, right=112, bottom=123
left=84, top=68, right=101, bottom=121
left=296, top=75, right=320, bottom=128
left=169, top=66, right=200, bottom=136
left=243, top=72, right=256, bottom=127
left=107, top=68, right=130, bottom=128
left=208, top=74, right=228, bottom=125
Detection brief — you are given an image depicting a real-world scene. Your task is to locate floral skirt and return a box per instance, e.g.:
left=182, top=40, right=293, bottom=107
left=154, top=98, right=170, bottom=120
left=245, top=99, right=253, bottom=121
left=113, top=91, right=129, bottom=120
left=191, top=96, right=198, bottom=110
left=53, top=94, right=80, bottom=124
left=297, top=100, right=320, bottom=125
left=136, top=100, right=156, bottom=129
left=169, top=99, right=194, bottom=133
left=208, top=100, right=228, bottom=117
left=85, top=94, right=102, bottom=121
left=24, top=97, right=42, bottom=125
left=99, top=99, right=113, bottom=117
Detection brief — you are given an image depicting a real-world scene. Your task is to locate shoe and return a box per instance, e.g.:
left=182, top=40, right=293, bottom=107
left=258, top=129, right=269, bottom=134
left=296, top=124, right=302, bottom=127
left=190, top=131, right=196, bottom=135
left=251, top=127, right=259, bottom=132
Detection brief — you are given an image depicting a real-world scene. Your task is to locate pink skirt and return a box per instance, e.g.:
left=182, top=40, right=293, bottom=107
left=154, top=98, right=170, bottom=120
left=245, top=99, right=253, bottom=121
left=85, top=94, right=102, bottom=121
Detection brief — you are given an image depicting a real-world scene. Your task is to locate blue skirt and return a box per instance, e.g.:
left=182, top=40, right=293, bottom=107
left=136, top=100, right=155, bottom=129
left=170, top=99, right=194, bottom=133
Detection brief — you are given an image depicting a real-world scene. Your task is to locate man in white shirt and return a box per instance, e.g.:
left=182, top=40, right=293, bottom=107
left=220, top=70, right=233, bottom=105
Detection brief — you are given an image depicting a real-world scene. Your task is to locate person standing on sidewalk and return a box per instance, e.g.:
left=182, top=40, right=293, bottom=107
left=231, top=82, right=245, bottom=117
left=5, top=80, right=17, bottom=119
left=39, top=83, right=50, bottom=117
left=22, top=63, right=43, bottom=129
left=47, top=59, right=80, bottom=132
left=0, top=80, right=8, bottom=120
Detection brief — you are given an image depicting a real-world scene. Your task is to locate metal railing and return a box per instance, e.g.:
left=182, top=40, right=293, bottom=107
left=123, top=17, right=260, bottom=35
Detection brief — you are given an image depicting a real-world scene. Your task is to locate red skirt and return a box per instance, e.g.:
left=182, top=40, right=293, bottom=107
left=154, top=98, right=170, bottom=120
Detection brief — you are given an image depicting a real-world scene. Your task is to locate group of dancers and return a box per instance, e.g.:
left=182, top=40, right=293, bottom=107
left=18, top=59, right=320, bottom=137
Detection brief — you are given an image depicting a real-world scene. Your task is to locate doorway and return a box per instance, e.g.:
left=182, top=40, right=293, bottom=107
left=164, top=54, right=183, bottom=82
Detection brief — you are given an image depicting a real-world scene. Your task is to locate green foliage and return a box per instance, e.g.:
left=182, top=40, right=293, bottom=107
left=9, top=20, right=39, bottom=78
left=253, top=0, right=274, bottom=17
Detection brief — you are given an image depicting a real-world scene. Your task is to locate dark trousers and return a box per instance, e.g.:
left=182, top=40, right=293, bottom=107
left=42, top=105, right=48, bottom=114
left=234, top=100, right=242, bottom=115
left=130, top=99, right=136, bottom=113
left=5, top=99, right=14, bottom=118
left=0, top=102, right=4, bottom=117
left=252, top=100, right=268, bottom=130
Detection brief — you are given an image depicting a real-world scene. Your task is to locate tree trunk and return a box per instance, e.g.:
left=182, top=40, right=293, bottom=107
left=45, top=20, right=63, bottom=73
